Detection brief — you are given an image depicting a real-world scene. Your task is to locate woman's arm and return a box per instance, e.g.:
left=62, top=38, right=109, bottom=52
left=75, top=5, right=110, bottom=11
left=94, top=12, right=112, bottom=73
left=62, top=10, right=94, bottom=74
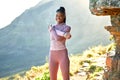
left=64, top=26, right=71, bottom=39
left=64, top=26, right=71, bottom=32
left=48, top=25, right=71, bottom=40
left=50, top=26, right=65, bottom=41
left=55, top=26, right=71, bottom=39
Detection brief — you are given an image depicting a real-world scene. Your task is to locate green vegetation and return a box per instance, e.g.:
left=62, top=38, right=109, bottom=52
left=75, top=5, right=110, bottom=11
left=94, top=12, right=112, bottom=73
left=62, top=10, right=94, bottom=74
left=89, top=65, right=103, bottom=73
left=0, top=43, right=115, bottom=80
left=35, top=72, right=50, bottom=80
left=40, top=72, right=50, bottom=80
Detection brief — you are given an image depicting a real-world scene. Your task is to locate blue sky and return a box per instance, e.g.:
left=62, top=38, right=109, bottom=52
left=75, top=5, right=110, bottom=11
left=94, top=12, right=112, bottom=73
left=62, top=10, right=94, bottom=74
left=0, top=0, right=42, bottom=29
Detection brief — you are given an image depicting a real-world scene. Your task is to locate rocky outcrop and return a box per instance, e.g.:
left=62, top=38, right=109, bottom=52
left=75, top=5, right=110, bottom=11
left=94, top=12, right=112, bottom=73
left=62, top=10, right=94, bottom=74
left=89, top=0, right=120, bottom=16
left=89, top=0, right=120, bottom=80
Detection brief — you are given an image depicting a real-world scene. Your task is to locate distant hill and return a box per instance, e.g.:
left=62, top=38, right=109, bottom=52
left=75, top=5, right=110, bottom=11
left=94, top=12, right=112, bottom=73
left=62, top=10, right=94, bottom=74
left=0, top=0, right=111, bottom=77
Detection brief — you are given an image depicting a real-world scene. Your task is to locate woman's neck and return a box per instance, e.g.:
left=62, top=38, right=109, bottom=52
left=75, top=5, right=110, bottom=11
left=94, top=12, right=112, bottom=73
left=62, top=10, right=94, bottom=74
left=57, top=22, right=65, bottom=25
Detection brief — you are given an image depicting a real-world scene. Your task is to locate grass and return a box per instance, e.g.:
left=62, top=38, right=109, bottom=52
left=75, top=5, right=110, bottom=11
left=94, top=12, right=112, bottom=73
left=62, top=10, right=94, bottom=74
left=88, top=65, right=103, bottom=73
left=0, top=43, right=115, bottom=80
left=35, top=72, right=50, bottom=80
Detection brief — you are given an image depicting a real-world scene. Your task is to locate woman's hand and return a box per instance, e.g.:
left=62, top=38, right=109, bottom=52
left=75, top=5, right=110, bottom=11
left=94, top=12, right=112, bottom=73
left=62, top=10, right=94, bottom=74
left=64, top=32, right=71, bottom=39
left=48, top=25, right=54, bottom=32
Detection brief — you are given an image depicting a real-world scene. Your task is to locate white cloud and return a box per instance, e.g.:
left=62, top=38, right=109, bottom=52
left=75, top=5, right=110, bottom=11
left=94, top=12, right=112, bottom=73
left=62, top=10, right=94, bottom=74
left=0, top=0, right=42, bottom=29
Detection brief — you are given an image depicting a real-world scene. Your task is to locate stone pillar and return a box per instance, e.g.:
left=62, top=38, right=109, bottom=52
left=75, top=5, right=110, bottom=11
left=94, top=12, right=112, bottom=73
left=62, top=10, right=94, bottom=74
left=89, top=0, right=120, bottom=79
left=105, top=15, right=120, bottom=80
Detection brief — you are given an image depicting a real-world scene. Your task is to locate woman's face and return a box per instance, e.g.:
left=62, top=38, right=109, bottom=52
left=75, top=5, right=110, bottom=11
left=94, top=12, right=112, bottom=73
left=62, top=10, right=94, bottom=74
left=56, top=12, right=65, bottom=24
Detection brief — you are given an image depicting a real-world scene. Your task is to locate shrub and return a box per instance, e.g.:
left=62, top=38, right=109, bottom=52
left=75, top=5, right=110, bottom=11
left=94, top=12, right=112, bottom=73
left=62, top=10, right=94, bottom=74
left=41, top=72, right=50, bottom=80
left=89, top=65, right=96, bottom=73
left=89, top=65, right=104, bottom=73
left=79, top=61, right=84, bottom=65
left=35, top=77, right=41, bottom=80
left=87, top=53, right=94, bottom=58
left=35, top=72, right=50, bottom=80
left=95, top=66, right=103, bottom=72
left=84, top=60, right=92, bottom=64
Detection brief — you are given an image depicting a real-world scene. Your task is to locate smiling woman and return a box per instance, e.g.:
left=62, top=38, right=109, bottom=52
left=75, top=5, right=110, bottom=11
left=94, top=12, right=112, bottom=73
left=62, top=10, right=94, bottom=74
left=0, top=0, right=42, bottom=29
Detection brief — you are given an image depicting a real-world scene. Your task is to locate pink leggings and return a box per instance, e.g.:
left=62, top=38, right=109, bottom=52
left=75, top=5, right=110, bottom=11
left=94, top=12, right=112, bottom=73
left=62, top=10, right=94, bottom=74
left=49, top=49, right=70, bottom=80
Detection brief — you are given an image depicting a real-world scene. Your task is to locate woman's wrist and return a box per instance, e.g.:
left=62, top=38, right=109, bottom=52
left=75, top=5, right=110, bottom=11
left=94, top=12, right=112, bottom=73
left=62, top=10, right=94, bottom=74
left=63, top=32, right=71, bottom=39
left=48, top=25, right=55, bottom=32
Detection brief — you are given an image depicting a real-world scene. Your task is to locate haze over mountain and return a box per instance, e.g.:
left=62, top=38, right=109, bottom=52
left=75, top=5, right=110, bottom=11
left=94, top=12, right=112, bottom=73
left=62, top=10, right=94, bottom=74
left=0, top=0, right=42, bottom=28
left=0, top=0, right=111, bottom=77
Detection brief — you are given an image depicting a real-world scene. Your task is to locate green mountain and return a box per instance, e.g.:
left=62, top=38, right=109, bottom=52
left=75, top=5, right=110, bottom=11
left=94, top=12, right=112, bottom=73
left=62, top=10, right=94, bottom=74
left=0, top=0, right=111, bottom=77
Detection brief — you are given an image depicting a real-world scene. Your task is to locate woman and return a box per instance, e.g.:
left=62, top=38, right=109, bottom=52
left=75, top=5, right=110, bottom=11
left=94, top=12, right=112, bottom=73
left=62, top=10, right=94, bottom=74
left=48, top=7, right=71, bottom=80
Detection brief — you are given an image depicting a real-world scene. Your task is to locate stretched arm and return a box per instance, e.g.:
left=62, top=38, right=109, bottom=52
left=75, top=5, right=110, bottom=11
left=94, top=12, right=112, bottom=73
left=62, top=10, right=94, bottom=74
left=49, top=26, right=65, bottom=41
left=55, top=26, right=71, bottom=38
left=51, top=30, right=63, bottom=41
left=64, top=26, right=71, bottom=39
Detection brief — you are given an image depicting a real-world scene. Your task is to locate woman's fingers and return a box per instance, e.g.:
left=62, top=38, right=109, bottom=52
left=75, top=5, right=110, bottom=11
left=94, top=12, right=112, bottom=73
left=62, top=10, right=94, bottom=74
left=48, top=25, right=53, bottom=32
left=64, top=32, right=71, bottom=39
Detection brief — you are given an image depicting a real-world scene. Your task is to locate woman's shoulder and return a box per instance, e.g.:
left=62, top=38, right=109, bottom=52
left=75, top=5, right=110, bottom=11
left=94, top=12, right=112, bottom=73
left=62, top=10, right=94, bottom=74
left=65, top=24, right=71, bottom=29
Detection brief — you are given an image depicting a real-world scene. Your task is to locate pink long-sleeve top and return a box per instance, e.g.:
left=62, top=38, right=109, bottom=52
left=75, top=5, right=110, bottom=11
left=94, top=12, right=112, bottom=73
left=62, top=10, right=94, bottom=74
left=49, top=23, right=71, bottom=50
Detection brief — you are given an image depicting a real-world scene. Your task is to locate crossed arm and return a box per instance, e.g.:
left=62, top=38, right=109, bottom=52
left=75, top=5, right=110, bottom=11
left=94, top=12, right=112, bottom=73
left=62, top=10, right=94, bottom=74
left=49, top=26, right=71, bottom=41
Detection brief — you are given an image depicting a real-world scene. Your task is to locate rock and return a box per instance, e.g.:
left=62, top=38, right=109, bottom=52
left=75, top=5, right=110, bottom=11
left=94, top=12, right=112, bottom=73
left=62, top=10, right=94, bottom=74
left=82, top=63, right=90, bottom=67
left=107, top=15, right=120, bottom=80
left=107, top=50, right=115, bottom=57
left=77, top=71, right=86, bottom=76
left=89, top=1, right=120, bottom=80
left=79, top=67, right=85, bottom=71
left=94, top=76, right=103, bottom=80
left=109, top=71, right=120, bottom=80
left=93, top=57, right=106, bottom=68
left=103, top=70, right=109, bottom=80
left=89, top=0, right=120, bottom=15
